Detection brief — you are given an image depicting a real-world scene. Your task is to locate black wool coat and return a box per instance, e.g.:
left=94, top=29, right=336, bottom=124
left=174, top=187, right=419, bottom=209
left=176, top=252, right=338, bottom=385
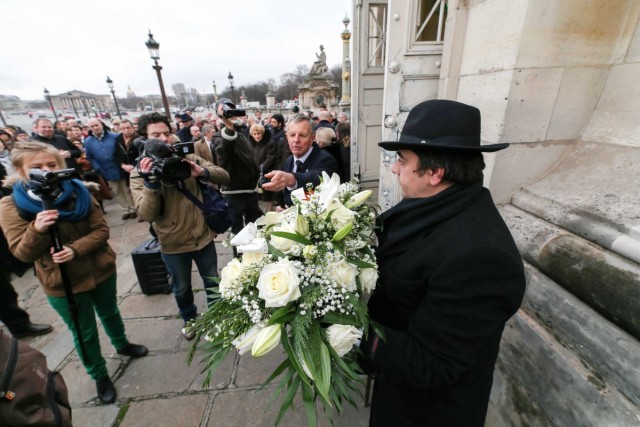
left=362, top=183, right=526, bottom=427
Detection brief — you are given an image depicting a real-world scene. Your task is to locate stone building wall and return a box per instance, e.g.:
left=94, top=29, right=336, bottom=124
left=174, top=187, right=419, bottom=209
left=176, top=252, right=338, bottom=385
left=438, top=0, right=640, bottom=425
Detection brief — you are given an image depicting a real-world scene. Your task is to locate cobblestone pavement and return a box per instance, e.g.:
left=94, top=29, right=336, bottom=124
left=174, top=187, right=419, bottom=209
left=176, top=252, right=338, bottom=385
left=5, top=199, right=370, bottom=427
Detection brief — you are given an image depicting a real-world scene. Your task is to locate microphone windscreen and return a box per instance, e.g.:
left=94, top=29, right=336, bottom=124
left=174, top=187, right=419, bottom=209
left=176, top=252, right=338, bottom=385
left=143, top=138, right=172, bottom=159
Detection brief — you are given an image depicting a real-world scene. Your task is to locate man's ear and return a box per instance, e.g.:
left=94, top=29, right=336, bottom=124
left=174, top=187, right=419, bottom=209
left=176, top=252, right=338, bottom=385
left=428, top=168, right=446, bottom=186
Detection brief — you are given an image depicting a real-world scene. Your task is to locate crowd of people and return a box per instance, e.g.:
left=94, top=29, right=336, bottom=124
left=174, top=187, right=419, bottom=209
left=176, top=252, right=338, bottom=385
left=0, top=99, right=525, bottom=426
left=0, top=103, right=352, bottom=404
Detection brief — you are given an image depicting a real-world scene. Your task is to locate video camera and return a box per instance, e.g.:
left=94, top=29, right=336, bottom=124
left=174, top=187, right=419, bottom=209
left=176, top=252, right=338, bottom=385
left=215, top=98, right=245, bottom=119
left=28, top=168, right=78, bottom=200
left=141, top=139, right=194, bottom=183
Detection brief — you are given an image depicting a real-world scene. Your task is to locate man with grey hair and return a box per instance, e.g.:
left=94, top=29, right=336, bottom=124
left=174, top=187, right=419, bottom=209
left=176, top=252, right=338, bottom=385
left=262, top=114, right=337, bottom=207
left=190, top=125, right=202, bottom=142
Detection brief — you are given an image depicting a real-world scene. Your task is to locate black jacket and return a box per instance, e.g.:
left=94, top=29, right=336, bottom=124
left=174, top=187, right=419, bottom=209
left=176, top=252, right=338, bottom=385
left=114, top=133, right=140, bottom=179
left=249, top=129, right=276, bottom=174
left=33, top=134, right=81, bottom=170
left=282, top=145, right=337, bottom=206
left=362, top=183, right=526, bottom=427
left=213, top=127, right=260, bottom=191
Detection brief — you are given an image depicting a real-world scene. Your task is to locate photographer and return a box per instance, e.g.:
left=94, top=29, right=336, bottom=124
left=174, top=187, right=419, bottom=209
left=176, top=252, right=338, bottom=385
left=129, top=113, right=229, bottom=340
left=212, top=100, right=263, bottom=236
left=0, top=141, right=148, bottom=405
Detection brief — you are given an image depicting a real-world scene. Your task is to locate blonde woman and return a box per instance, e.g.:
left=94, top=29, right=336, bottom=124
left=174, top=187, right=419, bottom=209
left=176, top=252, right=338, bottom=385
left=0, top=141, right=148, bottom=405
left=315, top=126, right=345, bottom=182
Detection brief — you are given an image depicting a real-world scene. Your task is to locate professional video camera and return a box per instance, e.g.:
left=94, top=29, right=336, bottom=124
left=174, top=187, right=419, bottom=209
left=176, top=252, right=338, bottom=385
left=141, top=138, right=194, bottom=183
left=215, top=98, right=245, bottom=118
left=28, top=168, right=78, bottom=199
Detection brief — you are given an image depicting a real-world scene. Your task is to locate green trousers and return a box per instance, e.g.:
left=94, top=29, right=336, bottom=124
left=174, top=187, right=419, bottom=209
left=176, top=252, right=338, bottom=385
left=48, top=273, right=128, bottom=381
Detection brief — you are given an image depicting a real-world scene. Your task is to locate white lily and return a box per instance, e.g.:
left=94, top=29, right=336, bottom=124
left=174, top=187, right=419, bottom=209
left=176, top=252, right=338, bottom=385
left=316, top=172, right=341, bottom=209
left=230, top=222, right=258, bottom=246
left=232, top=324, right=263, bottom=355
left=237, top=237, right=269, bottom=254
left=251, top=324, right=282, bottom=357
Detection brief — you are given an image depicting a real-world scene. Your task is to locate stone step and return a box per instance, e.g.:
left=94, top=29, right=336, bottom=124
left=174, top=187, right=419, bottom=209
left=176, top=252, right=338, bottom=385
left=500, top=204, right=640, bottom=340
left=493, top=306, right=640, bottom=426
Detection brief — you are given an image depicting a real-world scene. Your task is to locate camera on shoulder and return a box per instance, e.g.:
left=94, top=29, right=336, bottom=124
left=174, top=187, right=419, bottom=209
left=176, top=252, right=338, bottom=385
left=140, top=139, right=194, bottom=183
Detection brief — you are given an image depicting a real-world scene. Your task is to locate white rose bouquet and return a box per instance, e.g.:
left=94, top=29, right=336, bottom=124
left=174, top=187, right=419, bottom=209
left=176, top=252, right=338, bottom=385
left=187, top=173, right=380, bottom=426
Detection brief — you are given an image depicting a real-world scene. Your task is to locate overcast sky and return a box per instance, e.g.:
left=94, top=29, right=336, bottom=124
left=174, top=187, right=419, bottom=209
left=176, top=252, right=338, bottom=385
left=2, top=0, right=352, bottom=101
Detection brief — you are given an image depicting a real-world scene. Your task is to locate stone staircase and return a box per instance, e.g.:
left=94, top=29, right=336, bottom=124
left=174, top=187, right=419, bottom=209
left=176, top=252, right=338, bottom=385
left=487, top=141, right=640, bottom=426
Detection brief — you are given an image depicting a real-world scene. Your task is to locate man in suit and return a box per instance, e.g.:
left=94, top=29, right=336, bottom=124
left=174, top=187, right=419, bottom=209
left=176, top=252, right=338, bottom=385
left=262, top=114, right=337, bottom=207
left=194, top=124, right=216, bottom=164
left=359, top=100, right=526, bottom=426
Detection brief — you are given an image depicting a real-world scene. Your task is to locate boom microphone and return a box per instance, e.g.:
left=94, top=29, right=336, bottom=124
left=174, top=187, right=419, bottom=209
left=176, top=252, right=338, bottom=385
left=143, top=138, right=173, bottom=159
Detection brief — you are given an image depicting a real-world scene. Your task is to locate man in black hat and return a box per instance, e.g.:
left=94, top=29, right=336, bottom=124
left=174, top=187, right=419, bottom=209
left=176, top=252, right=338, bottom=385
left=360, top=99, right=526, bottom=426
left=177, top=114, right=193, bottom=142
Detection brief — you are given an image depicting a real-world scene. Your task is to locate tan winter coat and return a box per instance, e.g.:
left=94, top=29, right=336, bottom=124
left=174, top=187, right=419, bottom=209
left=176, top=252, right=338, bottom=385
left=0, top=186, right=116, bottom=298
left=129, top=154, right=229, bottom=254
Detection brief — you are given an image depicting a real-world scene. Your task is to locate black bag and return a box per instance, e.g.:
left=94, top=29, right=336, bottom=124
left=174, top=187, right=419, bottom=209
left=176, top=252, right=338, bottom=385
left=177, top=180, right=234, bottom=234
left=0, top=332, right=72, bottom=427
left=131, top=238, right=172, bottom=295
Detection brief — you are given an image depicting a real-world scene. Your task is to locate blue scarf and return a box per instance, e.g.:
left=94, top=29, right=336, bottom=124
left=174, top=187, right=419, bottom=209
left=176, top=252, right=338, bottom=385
left=12, top=179, right=92, bottom=222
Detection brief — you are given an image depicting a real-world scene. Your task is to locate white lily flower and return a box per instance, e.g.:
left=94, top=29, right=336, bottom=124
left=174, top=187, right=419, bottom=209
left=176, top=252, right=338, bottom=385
left=230, top=222, right=258, bottom=246
left=252, top=324, right=282, bottom=357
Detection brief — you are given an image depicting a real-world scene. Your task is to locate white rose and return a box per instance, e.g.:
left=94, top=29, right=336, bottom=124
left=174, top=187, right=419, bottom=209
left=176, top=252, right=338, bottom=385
left=360, top=268, right=379, bottom=293
left=323, top=199, right=355, bottom=231
left=219, top=258, right=243, bottom=298
left=256, top=260, right=301, bottom=307
left=328, top=259, right=358, bottom=292
left=242, top=252, right=266, bottom=267
left=326, top=324, right=363, bottom=357
left=269, top=224, right=297, bottom=253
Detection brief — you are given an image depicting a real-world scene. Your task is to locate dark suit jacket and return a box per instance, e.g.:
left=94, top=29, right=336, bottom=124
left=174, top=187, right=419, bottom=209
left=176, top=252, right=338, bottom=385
left=282, top=144, right=337, bottom=206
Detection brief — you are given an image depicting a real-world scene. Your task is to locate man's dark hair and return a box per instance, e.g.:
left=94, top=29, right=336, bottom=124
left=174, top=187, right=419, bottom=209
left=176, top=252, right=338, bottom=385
left=137, top=112, right=171, bottom=137
left=271, top=113, right=285, bottom=126
left=415, top=150, right=485, bottom=184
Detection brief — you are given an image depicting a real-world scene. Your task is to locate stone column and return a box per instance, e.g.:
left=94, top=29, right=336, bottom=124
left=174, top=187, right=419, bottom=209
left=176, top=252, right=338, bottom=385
left=339, top=14, right=351, bottom=112
left=266, top=91, right=275, bottom=108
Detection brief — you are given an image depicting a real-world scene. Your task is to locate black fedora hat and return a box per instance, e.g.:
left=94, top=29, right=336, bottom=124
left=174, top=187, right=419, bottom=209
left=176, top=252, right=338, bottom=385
left=379, top=99, right=508, bottom=152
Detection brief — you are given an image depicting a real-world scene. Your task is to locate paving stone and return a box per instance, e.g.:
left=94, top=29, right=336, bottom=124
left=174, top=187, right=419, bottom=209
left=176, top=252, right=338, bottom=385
left=118, top=293, right=177, bottom=318
left=98, top=317, right=184, bottom=354
left=37, top=327, right=75, bottom=369
left=115, top=256, right=140, bottom=295
left=21, top=283, right=50, bottom=309
left=61, top=358, right=121, bottom=404
left=208, top=388, right=309, bottom=427
left=235, top=349, right=287, bottom=387
left=188, top=348, right=236, bottom=391
left=117, top=352, right=206, bottom=398
left=120, top=394, right=210, bottom=427
left=72, top=404, right=121, bottom=427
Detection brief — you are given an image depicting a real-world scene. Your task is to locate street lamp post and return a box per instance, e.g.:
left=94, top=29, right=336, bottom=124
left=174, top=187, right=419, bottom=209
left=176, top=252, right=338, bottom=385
left=212, top=80, right=218, bottom=102
left=145, top=30, right=171, bottom=121
left=44, top=88, right=58, bottom=119
left=227, top=71, right=235, bottom=103
left=67, top=92, right=80, bottom=120
left=106, top=76, right=123, bottom=120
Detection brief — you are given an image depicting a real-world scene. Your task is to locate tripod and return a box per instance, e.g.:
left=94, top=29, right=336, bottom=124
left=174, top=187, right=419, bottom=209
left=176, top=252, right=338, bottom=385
left=41, top=196, right=88, bottom=364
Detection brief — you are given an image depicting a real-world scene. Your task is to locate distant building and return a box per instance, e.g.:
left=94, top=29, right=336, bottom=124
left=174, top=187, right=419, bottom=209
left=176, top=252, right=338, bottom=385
left=127, top=85, right=136, bottom=98
left=0, top=94, right=25, bottom=111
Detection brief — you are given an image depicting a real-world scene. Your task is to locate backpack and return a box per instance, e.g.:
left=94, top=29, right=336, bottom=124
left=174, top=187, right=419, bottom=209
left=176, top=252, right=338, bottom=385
left=0, top=332, right=72, bottom=427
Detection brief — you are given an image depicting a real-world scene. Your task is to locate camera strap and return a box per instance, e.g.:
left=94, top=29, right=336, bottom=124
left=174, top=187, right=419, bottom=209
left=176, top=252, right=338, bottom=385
left=175, top=180, right=207, bottom=212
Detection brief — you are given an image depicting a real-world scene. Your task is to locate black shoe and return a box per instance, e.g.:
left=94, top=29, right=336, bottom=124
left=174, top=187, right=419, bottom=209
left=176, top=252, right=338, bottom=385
left=96, top=376, right=116, bottom=404
left=13, top=323, right=53, bottom=338
left=116, top=343, right=148, bottom=358
left=182, top=323, right=196, bottom=341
